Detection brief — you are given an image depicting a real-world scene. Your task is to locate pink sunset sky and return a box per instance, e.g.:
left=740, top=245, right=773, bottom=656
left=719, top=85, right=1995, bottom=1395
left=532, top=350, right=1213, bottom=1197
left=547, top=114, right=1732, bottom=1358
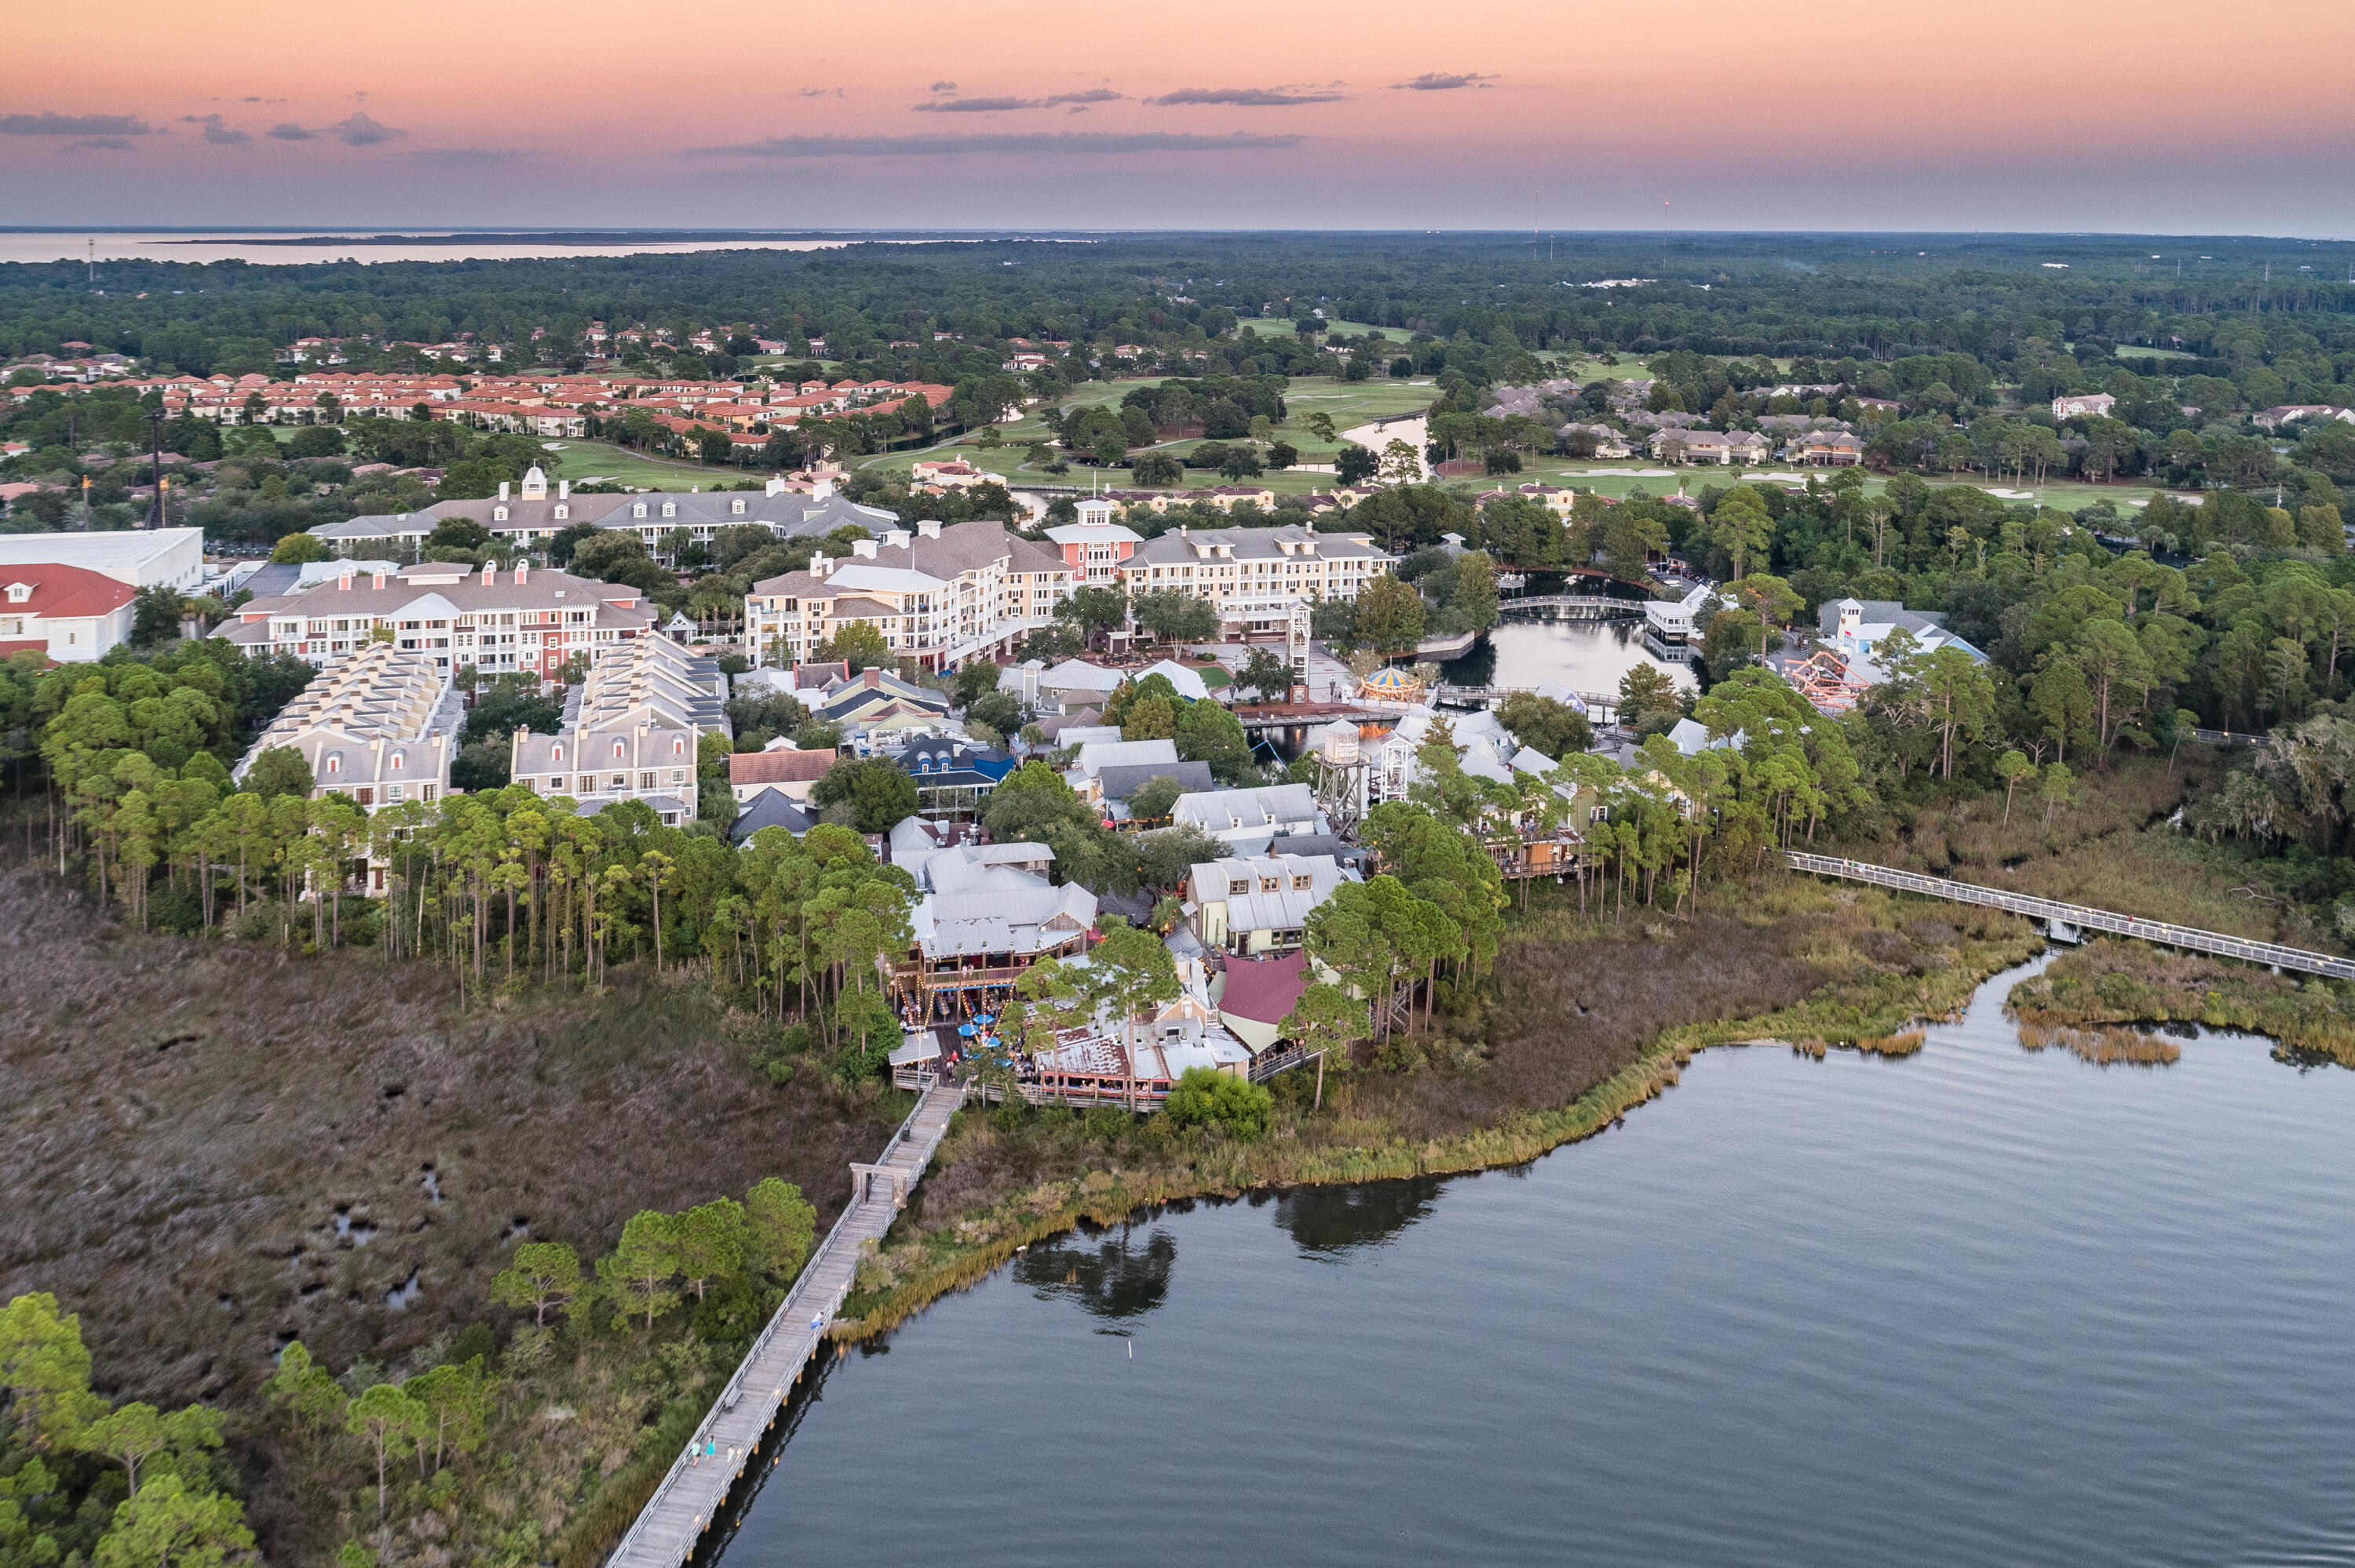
left=5, top=0, right=2353, bottom=232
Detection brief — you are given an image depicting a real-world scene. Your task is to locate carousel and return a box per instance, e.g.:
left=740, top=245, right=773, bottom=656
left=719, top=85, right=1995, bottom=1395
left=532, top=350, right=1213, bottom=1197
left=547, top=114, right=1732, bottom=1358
left=1358, top=664, right=1426, bottom=702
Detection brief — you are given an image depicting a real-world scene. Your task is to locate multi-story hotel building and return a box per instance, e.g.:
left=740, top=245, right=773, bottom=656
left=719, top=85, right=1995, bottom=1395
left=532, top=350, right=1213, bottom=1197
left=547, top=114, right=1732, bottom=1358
left=1119, top=523, right=1395, bottom=667
left=215, top=560, right=655, bottom=676
left=743, top=518, right=1074, bottom=672
left=308, top=467, right=894, bottom=562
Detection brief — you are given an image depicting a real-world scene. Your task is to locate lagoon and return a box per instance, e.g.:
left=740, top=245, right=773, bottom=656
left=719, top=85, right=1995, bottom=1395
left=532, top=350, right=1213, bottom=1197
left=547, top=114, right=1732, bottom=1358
left=706, top=958, right=2355, bottom=1566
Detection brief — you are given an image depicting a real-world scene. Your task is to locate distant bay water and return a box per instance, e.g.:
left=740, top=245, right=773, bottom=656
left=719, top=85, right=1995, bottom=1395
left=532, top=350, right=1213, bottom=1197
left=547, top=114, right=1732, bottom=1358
left=0, top=231, right=1013, bottom=268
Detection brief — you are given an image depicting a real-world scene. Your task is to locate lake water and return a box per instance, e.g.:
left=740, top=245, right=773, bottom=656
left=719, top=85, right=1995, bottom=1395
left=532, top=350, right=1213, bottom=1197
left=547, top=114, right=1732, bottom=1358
left=703, top=958, right=2355, bottom=1566
left=1440, top=618, right=1699, bottom=701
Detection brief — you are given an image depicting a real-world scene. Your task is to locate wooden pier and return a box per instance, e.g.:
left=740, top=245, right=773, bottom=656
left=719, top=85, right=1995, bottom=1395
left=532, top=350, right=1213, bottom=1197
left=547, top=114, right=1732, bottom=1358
left=602, top=1081, right=966, bottom=1568
left=1786, top=852, right=2355, bottom=979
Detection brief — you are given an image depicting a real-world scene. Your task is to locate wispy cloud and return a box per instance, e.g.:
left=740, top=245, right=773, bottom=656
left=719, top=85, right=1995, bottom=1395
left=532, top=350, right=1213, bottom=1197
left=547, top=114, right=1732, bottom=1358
left=0, top=111, right=152, bottom=136
left=1392, top=71, right=1497, bottom=90
left=1144, top=86, right=1344, bottom=107
left=914, top=88, right=1124, bottom=113
left=409, top=146, right=532, bottom=164
left=323, top=111, right=403, bottom=146
left=929, top=80, right=956, bottom=93
left=798, top=86, right=845, bottom=98
left=66, top=137, right=136, bottom=152
left=183, top=113, right=251, bottom=146
left=267, top=122, right=314, bottom=140
left=685, top=129, right=1305, bottom=158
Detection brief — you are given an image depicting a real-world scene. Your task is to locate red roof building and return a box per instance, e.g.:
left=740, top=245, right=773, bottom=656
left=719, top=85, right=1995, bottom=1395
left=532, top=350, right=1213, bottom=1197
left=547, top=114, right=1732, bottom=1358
left=0, top=563, right=140, bottom=662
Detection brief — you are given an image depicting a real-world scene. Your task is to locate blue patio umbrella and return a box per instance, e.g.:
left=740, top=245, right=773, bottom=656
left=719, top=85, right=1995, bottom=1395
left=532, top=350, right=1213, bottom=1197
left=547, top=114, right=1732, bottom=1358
left=957, top=1023, right=977, bottom=1037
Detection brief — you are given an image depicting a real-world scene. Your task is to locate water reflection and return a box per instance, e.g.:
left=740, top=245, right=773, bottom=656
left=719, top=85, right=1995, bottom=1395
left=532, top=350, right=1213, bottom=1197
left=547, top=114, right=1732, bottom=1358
left=1438, top=622, right=1696, bottom=698
left=1263, top=1176, right=1444, bottom=1256
left=1013, top=1226, right=1175, bottom=1322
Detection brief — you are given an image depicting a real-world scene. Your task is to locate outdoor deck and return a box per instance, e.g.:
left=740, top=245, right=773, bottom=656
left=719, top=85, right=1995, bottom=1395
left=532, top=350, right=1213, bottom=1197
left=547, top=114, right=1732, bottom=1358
left=601, top=1081, right=966, bottom=1568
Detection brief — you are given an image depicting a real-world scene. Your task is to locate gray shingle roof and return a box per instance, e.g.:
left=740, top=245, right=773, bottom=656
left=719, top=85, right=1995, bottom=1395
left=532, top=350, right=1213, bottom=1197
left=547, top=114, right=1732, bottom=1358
left=1097, top=760, right=1215, bottom=804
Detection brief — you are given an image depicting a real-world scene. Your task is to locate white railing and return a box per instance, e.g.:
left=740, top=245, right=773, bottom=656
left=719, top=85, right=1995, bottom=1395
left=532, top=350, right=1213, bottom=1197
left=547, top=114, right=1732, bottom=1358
left=1785, top=852, right=2355, bottom=980
left=603, top=1082, right=964, bottom=1568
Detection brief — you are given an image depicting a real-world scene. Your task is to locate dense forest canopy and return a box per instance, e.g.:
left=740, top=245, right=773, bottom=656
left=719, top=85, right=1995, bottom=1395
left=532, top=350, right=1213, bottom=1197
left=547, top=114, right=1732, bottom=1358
left=3, top=231, right=2353, bottom=380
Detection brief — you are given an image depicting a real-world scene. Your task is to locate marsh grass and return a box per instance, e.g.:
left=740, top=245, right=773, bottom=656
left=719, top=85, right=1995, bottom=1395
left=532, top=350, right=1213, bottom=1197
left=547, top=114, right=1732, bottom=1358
left=0, top=865, right=899, bottom=1565
left=2017, top=1022, right=2182, bottom=1067
left=2007, top=937, right=2355, bottom=1065
left=1831, top=751, right=2341, bottom=950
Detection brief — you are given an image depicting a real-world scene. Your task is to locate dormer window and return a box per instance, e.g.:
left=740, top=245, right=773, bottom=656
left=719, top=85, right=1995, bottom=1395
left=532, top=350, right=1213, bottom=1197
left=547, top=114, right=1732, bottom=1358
left=612, top=739, right=626, bottom=760
left=661, top=502, right=676, bottom=518
left=551, top=742, right=564, bottom=762
left=730, top=499, right=745, bottom=515
left=554, top=505, right=569, bottom=520
left=633, top=502, right=648, bottom=518
left=493, top=506, right=509, bottom=522
left=4, top=583, right=29, bottom=604
left=671, top=738, right=684, bottom=757
left=324, top=752, right=341, bottom=774
left=389, top=749, right=405, bottom=771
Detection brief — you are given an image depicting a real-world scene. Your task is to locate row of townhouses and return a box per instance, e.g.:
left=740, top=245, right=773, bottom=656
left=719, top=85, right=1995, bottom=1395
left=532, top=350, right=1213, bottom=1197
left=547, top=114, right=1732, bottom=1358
left=231, top=642, right=462, bottom=823
left=507, top=634, right=729, bottom=826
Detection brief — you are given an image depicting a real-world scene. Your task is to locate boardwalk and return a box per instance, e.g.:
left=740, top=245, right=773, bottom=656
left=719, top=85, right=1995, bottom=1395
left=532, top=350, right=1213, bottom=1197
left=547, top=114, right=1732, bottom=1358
left=604, top=1081, right=966, bottom=1568
left=1786, top=852, right=2355, bottom=980
left=1497, top=595, right=1647, bottom=618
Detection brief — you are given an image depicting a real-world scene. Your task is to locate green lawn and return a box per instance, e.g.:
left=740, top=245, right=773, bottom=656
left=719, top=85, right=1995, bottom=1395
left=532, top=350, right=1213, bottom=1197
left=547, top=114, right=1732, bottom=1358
left=545, top=439, right=750, bottom=490
left=2116, top=345, right=2195, bottom=360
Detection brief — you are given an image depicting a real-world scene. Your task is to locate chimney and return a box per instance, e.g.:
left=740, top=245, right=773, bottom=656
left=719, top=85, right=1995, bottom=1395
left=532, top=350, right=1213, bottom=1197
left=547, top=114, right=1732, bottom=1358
left=557, top=479, right=569, bottom=500
left=765, top=476, right=787, bottom=497
left=813, top=478, right=834, bottom=502
left=884, top=528, right=910, bottom=550
left=916, top=518, right=941, bottom=539
left=852, top=538, right=877, bottom=559
left=498, top=481, right=510, bottom=502
left=514, top=561, right=528, bottom=585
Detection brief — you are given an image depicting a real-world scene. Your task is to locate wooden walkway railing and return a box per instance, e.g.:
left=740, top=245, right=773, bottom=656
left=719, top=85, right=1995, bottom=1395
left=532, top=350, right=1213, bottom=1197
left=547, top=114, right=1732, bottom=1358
left=603, top=1081, right=966, bottom=1568
left=1497, top=595, right=1646, bottom=616
left=1785, top=852, right=2355, bottom=980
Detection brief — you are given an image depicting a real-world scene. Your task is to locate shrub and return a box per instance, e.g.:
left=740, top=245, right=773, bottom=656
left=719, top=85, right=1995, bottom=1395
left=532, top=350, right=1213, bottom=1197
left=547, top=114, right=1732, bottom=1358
left=1163, top=1067, right=1273, bottom=1141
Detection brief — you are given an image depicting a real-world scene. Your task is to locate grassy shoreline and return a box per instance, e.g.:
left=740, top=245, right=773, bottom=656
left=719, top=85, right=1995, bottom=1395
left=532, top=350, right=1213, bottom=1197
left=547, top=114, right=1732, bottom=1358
left=2007, top=938, right=2355, bottom=1065
left=824, top=884, right=2044, bottom=1346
